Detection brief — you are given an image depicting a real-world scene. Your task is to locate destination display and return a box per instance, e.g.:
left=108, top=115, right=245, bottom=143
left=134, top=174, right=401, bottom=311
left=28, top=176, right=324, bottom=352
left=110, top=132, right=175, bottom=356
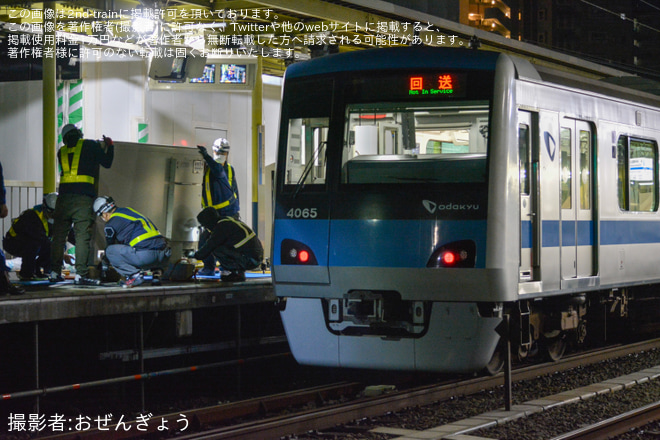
left=408, top=73, right=466, bottom=98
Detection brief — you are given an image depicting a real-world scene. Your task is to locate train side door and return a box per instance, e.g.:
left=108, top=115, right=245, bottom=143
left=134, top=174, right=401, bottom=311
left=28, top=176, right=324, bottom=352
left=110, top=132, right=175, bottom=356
left=560, top=119, right=594, bottom=279
left=518, top=111, right=540, bottom=281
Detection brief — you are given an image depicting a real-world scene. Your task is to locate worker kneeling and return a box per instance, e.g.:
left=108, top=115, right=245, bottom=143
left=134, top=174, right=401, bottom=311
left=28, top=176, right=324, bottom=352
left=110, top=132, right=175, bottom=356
left=94, top=196, right=171, bottom=288
left=190, top=207, right=263, bottom=282
left=3, top=192, right=59, bottom=281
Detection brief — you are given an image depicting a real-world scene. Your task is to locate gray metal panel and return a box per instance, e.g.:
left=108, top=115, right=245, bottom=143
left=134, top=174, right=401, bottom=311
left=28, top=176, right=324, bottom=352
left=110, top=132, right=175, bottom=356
left=97, top=142, right=204, bottom=260
left=274, top=265, right=330, bottom=284
left=511, top=56, right=542, bottom=82
left=281, top=296, right=501, bottom=372
left=170, top=184, right=202, bottom=242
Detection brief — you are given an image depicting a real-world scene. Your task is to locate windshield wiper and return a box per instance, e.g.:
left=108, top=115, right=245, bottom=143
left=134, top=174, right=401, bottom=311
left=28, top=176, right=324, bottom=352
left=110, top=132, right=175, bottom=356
left=293, top=141, right=326, bottom=198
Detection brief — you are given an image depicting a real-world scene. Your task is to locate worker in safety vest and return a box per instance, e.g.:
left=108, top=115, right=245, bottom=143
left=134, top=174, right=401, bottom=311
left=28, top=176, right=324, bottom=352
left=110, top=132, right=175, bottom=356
left=3, top=193, right=60, bottom=281
left=196, top=141, right=239, bottom=276
left=50, top=124, right=114, bottom=286
left=187, top=207, right=263, bottom=282
left=213, top=138, right=240, bottom=215
left=198, top=143, right=238, bottom=217
left=94, top=196, right=171, bottom=288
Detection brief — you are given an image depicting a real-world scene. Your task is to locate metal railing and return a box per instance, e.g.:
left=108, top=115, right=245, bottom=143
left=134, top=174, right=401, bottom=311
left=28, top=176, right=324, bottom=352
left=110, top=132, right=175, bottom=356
left=1, top=181, right=43, bottom=252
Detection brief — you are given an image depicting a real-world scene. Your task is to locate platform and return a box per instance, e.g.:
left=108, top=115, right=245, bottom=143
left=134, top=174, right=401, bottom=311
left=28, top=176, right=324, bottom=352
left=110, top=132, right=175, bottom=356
left=0, top=272, right=283, bottom=408
left=0, top=274, right=275, bottom=325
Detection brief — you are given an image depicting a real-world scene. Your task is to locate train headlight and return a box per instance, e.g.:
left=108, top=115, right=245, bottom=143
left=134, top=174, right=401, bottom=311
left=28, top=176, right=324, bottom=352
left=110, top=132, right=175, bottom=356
left=281, top=238, right=318, bottom=265
left=427, top=240, right=476, bottom=268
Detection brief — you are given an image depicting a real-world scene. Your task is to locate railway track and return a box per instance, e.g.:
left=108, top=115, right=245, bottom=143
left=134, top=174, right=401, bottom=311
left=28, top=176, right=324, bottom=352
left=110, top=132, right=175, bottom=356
left=549, top=401, right=660, bottom=440
left=38, top=338, right=660, bottom=440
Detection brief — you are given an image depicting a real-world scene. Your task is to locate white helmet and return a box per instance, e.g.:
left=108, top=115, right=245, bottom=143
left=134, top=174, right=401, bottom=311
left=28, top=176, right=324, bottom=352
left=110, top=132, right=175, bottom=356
left=93, top=196, right=116, bottom=216
left=61, top=123, right=81, bottom=139
left=43, top=192, right=58, bottom=213
left=212, top=138, right=230, bottom=155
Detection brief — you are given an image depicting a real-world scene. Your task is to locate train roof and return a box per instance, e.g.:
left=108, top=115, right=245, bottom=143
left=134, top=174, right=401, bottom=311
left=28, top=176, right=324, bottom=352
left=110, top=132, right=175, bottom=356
left=284, top=46, right=501, bottom=79
left=528, top=63, right=660, bottom=109
left=284, top=46, right=660, bottom=109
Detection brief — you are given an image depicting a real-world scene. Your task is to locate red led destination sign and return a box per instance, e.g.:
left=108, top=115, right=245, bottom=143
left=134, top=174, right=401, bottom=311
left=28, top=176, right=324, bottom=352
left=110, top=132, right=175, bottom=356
left=408, top=73, right=466, bottom=97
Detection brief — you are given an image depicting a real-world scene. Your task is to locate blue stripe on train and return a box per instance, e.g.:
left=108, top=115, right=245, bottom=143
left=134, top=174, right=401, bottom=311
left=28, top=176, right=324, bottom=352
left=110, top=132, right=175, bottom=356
left=276, top=218, right=660, bottom=268
left=521, top=219, right=660, bottom=249
left=273, top=219, right=487, bottom=268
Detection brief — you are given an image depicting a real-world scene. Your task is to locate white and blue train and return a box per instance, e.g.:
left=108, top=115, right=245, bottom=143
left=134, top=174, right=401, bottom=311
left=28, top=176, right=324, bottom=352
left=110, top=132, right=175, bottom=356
left=272, top=46, right=660, bottom=373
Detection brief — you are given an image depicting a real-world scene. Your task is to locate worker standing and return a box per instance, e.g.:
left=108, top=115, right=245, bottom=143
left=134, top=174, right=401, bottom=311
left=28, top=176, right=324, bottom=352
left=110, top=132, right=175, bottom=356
left=213, top=138, right=240, bottom=216
left=93, top=196, right=171, bottom=288
left=196, top=141, right=239, bottom=276
left=49, top=124, right=114, bottom=286
left=3, top=193, right=58, bottom=281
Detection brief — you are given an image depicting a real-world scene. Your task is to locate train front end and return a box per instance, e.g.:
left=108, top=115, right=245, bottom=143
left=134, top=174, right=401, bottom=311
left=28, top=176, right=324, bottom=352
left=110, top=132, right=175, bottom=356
left=273, top=47, right=520, bottom=373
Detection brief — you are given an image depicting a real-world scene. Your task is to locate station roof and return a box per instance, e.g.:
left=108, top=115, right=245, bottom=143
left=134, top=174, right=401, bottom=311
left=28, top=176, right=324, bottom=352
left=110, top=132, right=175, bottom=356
left=1, top=0, right=659, bottom=94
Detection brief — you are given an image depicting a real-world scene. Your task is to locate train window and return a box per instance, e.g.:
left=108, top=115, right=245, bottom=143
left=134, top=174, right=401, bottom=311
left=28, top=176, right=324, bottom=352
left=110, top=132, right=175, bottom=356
left=519, top=124, right=530, bottom=195
left=560, top=128, right=572, bottom=209
left=579, top=130, right=591, bottom=210
left=617, top=140, right=628, bottom=209
left=617, top=136, right=658, bottom=212
left=284, top=117, right=329, bottom=187
left=341, top=101, right=489, bottom=184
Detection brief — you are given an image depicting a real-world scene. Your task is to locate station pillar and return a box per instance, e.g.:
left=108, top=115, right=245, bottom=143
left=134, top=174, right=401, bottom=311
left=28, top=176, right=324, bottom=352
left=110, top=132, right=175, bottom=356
left=251, top=56, right=263, bottom=232
left=42, top=1, right=57, bottom=193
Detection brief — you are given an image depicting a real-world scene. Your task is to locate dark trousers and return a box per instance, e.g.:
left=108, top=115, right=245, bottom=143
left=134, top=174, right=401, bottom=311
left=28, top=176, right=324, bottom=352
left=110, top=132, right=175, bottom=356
left=199, top=228, right=217, bottom=271
left=4, top=235, right=51, bottom=277
left=211, top=246, right=261, bottom=272
left=199, top=211, right=241, bottom=271
left=51, top=193, right=95, bottom=277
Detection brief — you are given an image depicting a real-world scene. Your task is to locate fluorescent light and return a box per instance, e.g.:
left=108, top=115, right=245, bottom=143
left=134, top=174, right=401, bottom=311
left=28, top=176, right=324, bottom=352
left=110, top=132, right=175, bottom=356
left=132, top=17, right=155, bottom=34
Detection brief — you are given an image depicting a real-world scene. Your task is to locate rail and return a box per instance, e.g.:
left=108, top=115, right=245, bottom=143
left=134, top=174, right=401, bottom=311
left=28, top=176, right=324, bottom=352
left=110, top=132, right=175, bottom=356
left=2, top=351, right=291, bottom=401
left=36, top=338, right=660, bottom=440
left=549, top=401, right=660, bottom=440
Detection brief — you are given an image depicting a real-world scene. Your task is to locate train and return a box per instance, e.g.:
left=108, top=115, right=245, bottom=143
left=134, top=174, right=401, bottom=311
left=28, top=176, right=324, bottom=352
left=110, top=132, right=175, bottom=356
left=271, top=45, right=660, bottom=373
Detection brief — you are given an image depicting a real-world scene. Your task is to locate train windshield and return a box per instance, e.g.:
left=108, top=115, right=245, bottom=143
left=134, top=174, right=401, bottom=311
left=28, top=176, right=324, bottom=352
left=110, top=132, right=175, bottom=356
left=342, top=101, right=489, bottom=185
left=283, top=117, right=330, bottom=188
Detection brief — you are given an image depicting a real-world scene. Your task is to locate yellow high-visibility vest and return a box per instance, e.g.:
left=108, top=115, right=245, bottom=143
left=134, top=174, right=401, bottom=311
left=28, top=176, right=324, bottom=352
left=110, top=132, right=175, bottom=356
left=202, top=162, right=235, bottom=210
left=110, top=207, right=161, bottom=247
left=60, top=139, right=95, bottom=184
left=218, top=216, right=255, bottom=249
left=8, top=207, right=49, bottom=237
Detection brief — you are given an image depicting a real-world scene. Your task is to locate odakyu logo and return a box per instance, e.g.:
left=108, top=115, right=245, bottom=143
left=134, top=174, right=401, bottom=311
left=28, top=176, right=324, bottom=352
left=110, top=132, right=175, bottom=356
left=423, top=200, right=481, bottom=214
left=544, top=131, right=556, bottom=161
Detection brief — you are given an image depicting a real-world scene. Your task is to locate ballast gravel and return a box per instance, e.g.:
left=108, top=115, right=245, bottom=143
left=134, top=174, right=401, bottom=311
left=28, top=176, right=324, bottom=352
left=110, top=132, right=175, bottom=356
left=286, top=348, right=660, bottom=439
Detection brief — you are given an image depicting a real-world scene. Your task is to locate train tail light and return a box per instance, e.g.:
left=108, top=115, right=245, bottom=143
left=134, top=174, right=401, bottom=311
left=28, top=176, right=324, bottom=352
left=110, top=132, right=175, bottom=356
left=427, top=240, right=476, bottom=268
left=441, top=250, right=457, bottom=265
left=281, top=238, right=318, bottom=265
